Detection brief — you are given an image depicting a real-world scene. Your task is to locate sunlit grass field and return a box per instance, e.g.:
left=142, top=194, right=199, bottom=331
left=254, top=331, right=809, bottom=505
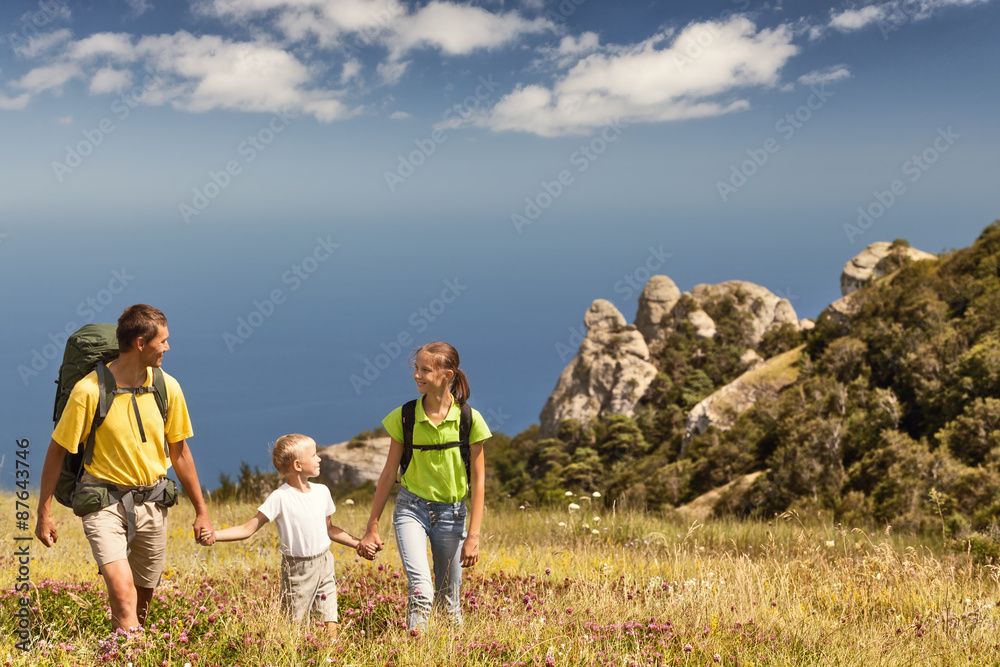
left=3, top=492, right=1000, bottom=666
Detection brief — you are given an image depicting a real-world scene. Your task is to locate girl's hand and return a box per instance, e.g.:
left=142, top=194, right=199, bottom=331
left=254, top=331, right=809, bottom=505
left=357, top=541, right=378, bottom=560
left=358, top=528, right=383, bottom=559
left=460, top=534, right=479, bottom=568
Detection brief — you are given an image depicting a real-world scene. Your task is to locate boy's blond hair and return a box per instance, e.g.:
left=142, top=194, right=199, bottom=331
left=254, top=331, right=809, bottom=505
left=272, top=433, right=315, bottom=473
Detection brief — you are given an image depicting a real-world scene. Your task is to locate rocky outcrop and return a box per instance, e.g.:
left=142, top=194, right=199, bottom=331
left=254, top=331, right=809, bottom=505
left=688, top=281, right=800, bottom=346
left=318, top=437, right=390, bottom=489
left=635, top=277, right=801, bottom=346
left=675, top=470, right=767, bottom=521
left=681, top=345, right=804, bottom=457
left=539, top=300, right=659, bottom=439
left=841, top=242, right=937, bottom=297
left=688, top=310, right=716, bottom=339
left=634, top=275, right=681, bottom=343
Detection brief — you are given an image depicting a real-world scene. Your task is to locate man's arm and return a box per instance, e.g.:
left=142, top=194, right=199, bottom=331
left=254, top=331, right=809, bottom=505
left=34, top=439, right=68, bottom=547
left=168, top=439, right=215, bottom=545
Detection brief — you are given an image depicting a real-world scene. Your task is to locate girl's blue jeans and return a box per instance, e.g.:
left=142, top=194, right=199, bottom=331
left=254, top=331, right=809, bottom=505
left=392, top=485, right=467, bottom=630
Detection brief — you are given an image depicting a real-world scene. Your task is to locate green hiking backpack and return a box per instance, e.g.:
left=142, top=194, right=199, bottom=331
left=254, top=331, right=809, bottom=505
left=52, top=323, right=168, bottom=509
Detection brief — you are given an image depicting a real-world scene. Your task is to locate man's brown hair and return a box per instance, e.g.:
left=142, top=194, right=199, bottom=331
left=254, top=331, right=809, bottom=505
left=117, top=304, right=168, bottom=351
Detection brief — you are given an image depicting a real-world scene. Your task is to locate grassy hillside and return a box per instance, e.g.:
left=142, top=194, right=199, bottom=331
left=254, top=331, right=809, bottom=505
left=487, top=221, right=1000, bottom=544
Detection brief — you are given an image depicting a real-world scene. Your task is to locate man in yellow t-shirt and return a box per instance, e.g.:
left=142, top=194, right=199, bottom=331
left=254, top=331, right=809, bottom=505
left=35, top=304, right=215, bottom=631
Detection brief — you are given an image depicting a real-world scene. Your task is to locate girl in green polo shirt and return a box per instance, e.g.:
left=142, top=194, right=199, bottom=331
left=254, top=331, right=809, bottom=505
left=358, top=341, right=491, bottom=630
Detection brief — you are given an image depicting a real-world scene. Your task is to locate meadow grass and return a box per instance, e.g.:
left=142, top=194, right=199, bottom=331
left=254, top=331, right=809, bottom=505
left=3, top=492, right=1000, bottom=666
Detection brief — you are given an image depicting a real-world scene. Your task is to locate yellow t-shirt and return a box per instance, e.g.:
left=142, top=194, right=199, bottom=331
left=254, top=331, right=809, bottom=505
left=382, top=396, right=492, bottom=503
left=52, top=367, right=193, bottom=487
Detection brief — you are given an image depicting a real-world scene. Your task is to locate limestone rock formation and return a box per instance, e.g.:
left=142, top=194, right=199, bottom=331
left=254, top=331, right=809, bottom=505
left=633, top=276, right=801, bottom=346
left=318, top=437, right=390, bottom=489
left=675, top=470, right=767, bottom=521
left=841, top=242, right=937, bottom=297
left=688, top=281, right=800, bottom=346
left=681, top=346, right=804, bottom=457
left=539, top=299, right=659, bottom=438
left=634, top=275, right=681, bottom=343
left=687, top=309, right=716, bottom=339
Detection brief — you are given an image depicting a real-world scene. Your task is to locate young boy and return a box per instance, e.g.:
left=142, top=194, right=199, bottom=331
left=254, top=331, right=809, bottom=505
left=206, top=434, right=374, bottom=637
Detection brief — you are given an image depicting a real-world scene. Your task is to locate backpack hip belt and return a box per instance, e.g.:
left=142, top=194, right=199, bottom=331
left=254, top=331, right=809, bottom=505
left=73, top=475, right=178, bottom=555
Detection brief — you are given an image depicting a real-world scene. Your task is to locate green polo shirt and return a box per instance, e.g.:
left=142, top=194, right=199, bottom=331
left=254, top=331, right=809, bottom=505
left=383, top=396, right=492, bottom=503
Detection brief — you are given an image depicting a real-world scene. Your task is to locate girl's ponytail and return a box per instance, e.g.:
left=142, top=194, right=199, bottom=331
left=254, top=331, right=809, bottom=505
left=451, top=368, right=470, bottom=407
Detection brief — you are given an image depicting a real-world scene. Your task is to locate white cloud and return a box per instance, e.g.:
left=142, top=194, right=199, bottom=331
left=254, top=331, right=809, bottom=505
left=197, top=0, right=553, bottom=83
left=69, top=32, right=137, bottom=61
left=131, top=32, right=356, bottom=121
left=828, top=0, right=989, bottom=33
left=386, top=1, right=554, bottom=57
left=797, top=65, right=851, bottom=86
left=14, top=62, right=82, bottom=94
left=377, top=58, right=409, bottom=85
left=466, top=16, right=798, bottom=137
left=125, top=0, right=154, bottom=18
left=12, top=29, right=73, bottom=59
left=0, top=93, right=31, bottom=110
left=89, top=67, right=133, bottom=94
left=829, top=5, right=888, bottom=31
left=389, top=110, right=410, bottom=119
left=340, top=58, right=362, bottom=83
left=56, top=115, right=73, bottom=124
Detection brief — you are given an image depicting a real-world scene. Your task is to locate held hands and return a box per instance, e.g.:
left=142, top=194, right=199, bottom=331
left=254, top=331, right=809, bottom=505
left=356, top=528, right=383, bottom=561
left=194, top=512, right=216, bottom=546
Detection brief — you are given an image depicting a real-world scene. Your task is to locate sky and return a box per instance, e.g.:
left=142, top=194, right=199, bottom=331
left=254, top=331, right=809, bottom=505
left=1, top=0, right=998, bottom=490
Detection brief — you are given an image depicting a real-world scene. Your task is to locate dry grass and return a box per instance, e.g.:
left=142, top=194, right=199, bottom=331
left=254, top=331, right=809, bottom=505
left=3, top=493, right=1000, bottom=666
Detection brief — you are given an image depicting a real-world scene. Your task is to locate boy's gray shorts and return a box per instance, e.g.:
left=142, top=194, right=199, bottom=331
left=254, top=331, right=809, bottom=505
left=280, top=549, right=338, bottom=623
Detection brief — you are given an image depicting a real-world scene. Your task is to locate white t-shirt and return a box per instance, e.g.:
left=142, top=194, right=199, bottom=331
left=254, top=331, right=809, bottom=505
left=258, top=482, right=336, bottom=558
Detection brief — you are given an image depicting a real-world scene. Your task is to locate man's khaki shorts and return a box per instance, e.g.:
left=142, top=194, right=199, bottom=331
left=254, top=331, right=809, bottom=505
left=80, top=488, right=168, bottom=589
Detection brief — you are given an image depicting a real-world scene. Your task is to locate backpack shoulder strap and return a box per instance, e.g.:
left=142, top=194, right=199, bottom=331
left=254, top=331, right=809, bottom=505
left=459, top=402, right=473, bottom=484
left=398, top=399, right=418, bottom=477
left=86, top=363, right=118, bottom=465
left=151, top=367, right=168, bottom=423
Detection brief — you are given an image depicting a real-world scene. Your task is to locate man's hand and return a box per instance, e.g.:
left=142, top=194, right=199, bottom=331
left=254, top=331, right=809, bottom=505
left=193, top=513, right=215, bottom=546
left=35, top=511, right=58, bottom=547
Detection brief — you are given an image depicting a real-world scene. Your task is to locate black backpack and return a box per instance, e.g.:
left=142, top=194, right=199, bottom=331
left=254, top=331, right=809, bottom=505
left=399, top=399, right=473, bottom=483
left=53, top=324, right=168, bottom=509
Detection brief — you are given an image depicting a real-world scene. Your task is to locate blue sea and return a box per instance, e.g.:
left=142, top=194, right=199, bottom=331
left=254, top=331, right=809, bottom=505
left=2, top=215, right=847, bottom=490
